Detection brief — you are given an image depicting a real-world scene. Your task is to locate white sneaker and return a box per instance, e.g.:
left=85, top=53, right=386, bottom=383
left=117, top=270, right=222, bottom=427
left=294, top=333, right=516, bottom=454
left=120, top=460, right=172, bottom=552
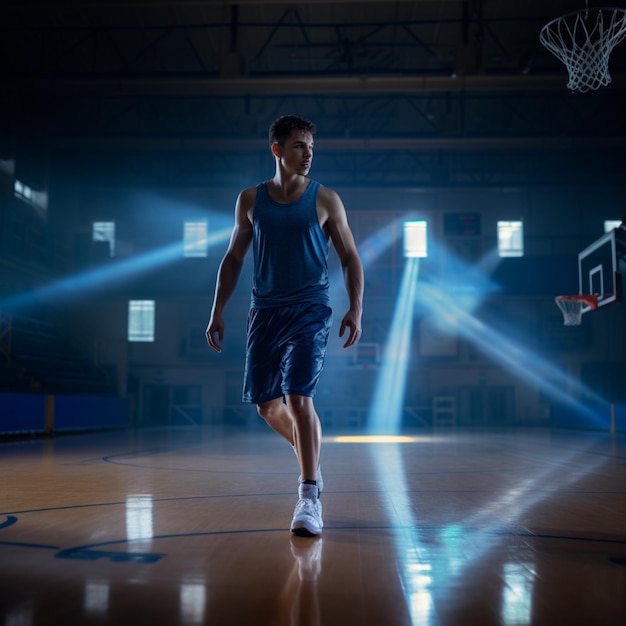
left=290, top=484, right=323, bottom=537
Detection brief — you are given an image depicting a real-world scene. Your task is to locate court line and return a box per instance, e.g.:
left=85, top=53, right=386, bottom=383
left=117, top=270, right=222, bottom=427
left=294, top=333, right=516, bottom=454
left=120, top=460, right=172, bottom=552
left=102, top=448, right=560, bottom=476
left=100, top=447, right=577, bottom=476
left=0, top=540, right=59, bottom=550
left=0, top=516, right=17, bottom=529
left=2, top=483, right=625, bottom=519
left=2, top=526, right=625, bottom=564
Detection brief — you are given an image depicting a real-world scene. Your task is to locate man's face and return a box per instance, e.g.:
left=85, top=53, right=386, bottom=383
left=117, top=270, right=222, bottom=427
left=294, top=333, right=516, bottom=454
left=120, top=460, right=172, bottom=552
left=275, top=130, right=314, bottom=176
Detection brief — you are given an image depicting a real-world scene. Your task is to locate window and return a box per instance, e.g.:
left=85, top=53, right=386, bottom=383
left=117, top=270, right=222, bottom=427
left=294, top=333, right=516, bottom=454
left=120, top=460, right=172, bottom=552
left=183, top=220, right=208, bottom=257
left=14, top=178, right=48, bottom=214
left=403, top=220, right=428, bottom=258
left=604, top=220, right=622, bottom=233
left=497, top=220, right=524, bottom=257
left=14, top=179, right=32, bottom=201
left=128, top=300, right=155, bottom=342
left=93, top=221, right=116, bottom=257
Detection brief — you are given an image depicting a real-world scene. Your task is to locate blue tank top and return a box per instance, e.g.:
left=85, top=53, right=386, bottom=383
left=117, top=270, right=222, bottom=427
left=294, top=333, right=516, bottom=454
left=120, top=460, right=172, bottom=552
left=251, top=179, right=330, bottom=308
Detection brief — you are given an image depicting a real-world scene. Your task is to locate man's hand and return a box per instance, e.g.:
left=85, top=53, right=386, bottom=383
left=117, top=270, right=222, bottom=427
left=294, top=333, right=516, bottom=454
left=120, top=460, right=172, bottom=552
left=339, top=309, right=362, bottom=348
left=206, top=315, right=224, bottom=353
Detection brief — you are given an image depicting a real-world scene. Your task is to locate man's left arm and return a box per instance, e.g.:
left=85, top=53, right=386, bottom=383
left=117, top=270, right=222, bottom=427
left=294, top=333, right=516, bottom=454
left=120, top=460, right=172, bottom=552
left=321, top=188, right=364, bottom=348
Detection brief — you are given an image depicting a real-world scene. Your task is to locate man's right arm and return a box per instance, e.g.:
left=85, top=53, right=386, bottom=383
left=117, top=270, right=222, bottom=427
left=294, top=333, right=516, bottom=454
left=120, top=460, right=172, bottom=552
left=206, top=188, right=255, bottom=352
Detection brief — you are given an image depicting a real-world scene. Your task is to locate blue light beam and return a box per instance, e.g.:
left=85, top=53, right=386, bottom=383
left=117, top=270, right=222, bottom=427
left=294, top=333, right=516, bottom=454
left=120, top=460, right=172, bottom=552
left=329, top=216, right=405, bottom=305
left=414, top=282, right=610, bottom=424
left=0, top=228, right=232, bottom=313
left=367, top=257, right=420, bottom=435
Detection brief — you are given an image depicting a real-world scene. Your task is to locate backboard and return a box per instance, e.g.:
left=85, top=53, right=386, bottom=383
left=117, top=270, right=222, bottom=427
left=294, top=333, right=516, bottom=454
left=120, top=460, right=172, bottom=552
left=578, top=225, right=625, bottom=314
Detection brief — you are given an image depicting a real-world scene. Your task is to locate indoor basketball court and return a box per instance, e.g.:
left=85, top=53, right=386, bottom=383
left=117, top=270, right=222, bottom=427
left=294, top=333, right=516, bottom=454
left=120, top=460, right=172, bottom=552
left=1, top=426, right=626, bottom=626
left=2, top=1, right=626, bottom=625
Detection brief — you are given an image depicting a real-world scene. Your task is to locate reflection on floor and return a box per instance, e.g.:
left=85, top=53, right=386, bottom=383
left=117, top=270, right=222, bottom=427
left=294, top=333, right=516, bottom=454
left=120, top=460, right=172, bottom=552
left=1, top=426, right=625, bottom=625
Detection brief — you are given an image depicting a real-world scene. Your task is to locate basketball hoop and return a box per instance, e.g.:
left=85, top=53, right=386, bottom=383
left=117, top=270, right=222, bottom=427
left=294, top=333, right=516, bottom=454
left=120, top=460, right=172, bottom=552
left=555, top=294, right=598, bottom=326
left=539, top=4, right=626, bottom=93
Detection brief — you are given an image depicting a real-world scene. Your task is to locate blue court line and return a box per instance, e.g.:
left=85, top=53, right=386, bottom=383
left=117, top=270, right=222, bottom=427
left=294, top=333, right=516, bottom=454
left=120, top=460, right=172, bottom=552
left=101, top=451, right=550, bottom=475
left=0, top=540, right=59, bottom=550
left=2, top=522, right=625, bottom=567
left=0, top=516, right=18, bottom=529
left=0, top=492, right=294, bottom=517
left=4, top=524, right=626, bottom=548
left=95, top=436, right=626, bottom=477
left=3, top=526, right=626, bottom=552
left=28, top=525, right=626, bottom=552
left=101, top=442, right=594, bottom=475
left=2, top=484, right=625, bottom=519
left=503, top=530, right=626, bottom=547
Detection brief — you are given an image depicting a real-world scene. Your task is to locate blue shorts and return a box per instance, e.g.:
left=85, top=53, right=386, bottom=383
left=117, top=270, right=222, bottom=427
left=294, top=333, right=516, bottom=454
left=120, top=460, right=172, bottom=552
left=242, top=302, right=333, bottom=404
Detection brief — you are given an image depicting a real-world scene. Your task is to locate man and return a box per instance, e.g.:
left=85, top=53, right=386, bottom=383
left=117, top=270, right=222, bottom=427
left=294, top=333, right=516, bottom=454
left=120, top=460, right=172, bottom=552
left=206, top=115, right=364, bottom=536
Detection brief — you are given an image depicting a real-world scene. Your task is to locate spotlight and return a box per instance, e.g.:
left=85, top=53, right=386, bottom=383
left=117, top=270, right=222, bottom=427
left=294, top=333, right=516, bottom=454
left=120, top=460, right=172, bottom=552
left=403, top=220, right=428, bottom=258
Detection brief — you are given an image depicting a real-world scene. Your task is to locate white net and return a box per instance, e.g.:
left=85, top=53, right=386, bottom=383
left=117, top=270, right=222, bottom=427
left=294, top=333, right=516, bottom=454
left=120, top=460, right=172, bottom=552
left=540, top=7, right=626, bottom=93
left=555, top=297, right=584, bottom=326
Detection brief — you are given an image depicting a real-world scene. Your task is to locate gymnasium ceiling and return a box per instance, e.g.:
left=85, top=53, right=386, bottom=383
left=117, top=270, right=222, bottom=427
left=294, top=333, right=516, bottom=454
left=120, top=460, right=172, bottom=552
left=2, top=0, right=626, bottom=188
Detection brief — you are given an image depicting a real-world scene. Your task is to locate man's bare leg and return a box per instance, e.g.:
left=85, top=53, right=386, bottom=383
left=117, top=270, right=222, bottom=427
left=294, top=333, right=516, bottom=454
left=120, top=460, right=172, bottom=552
left=269, top=394, right=322, bottom=536
left=285, top=395, right=321, bottom=483
left=257, top=395, right=321, bottom=485
left=257, top=398, right=296, bottom=447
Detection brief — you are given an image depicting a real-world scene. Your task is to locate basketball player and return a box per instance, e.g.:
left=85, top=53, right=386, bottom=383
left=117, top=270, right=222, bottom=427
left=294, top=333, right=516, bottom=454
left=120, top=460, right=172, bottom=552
left=206, top=115, right=364, bottom=536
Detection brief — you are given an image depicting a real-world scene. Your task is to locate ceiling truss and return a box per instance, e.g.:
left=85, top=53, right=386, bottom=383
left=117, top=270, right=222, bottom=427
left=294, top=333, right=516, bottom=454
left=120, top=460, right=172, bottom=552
left=2, top=0, right=625, bottom=189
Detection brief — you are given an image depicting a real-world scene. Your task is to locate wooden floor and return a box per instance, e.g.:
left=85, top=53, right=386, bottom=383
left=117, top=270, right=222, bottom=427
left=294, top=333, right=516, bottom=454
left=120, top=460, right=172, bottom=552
left=1, top=425, right=625, bottom=626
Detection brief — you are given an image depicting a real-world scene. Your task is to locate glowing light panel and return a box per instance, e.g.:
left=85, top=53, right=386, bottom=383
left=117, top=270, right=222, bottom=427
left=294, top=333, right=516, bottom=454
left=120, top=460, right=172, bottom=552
left=497, top=220, right=524, bottom=257
left=14, top=178, right=48, bottom=213
left=403, top=220, right=428, bottom=258
left=184, top=220, right=209, bottom=257
left=93, top=221, right=115, bottom=257
left=128, top=300, right=155, bottom=342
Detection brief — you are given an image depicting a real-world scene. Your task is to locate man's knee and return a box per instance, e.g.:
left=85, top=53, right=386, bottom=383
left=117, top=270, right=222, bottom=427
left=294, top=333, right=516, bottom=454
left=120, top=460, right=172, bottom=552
left=257, top=402, right=272, bottom=420
left=286, top=395, right=315, bottom=421
left=257, top=399, right=283, bottom=421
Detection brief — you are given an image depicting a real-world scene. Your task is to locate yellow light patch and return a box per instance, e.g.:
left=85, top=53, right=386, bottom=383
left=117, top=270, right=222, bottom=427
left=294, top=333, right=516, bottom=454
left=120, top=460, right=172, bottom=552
left=331, top=435, right=419, bottom=444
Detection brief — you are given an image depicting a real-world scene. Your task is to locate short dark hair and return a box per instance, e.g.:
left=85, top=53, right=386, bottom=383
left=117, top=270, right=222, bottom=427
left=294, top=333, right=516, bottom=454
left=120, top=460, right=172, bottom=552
left=269, top=115, right=316, bottom=146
